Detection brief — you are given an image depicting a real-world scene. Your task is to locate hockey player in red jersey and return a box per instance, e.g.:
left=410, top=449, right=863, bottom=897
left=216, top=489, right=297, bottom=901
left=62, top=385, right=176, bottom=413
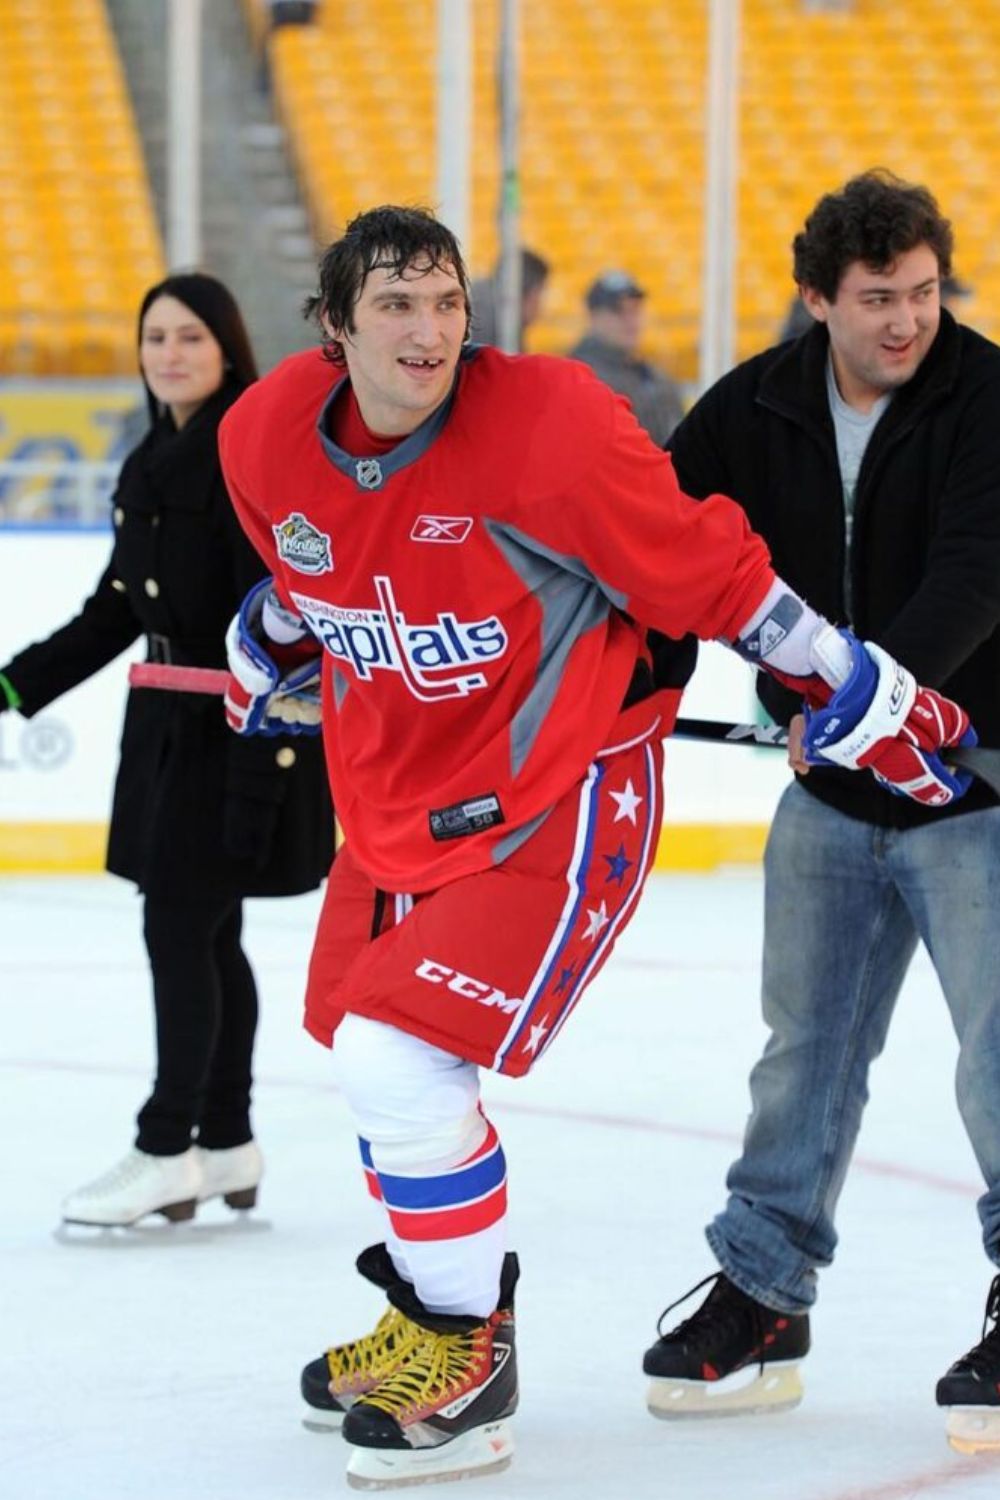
left=218, top=206, right=974, bottom=1489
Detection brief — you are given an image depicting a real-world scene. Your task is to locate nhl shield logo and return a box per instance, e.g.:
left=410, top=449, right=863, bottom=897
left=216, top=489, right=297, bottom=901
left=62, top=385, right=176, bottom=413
left=355, top=458, right=384, bottom=491
left=273, top=512, right=333, bottom=575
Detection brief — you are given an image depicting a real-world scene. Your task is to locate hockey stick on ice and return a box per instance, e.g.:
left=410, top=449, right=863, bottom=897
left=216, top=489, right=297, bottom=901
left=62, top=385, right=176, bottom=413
left=127, top=673, right=1000, bottom=795
left=672, top=716, right=1000, bottom=797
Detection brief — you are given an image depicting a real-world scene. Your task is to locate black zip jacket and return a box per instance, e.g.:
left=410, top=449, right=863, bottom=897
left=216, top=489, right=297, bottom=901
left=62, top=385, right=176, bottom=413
left=660, top=310, right=1000, bottom=826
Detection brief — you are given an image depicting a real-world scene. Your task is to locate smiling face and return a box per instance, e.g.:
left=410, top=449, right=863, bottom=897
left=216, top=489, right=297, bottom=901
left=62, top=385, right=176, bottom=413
left=139, top=294, right=226, bottom=427
left=323, top=258, right=468, bottom=436
left=802, top=243, right=941, bottom=412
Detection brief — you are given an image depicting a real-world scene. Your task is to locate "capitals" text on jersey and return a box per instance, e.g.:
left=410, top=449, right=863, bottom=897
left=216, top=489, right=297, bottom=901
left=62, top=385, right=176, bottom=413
left=290, top=575, right=508, bottom=702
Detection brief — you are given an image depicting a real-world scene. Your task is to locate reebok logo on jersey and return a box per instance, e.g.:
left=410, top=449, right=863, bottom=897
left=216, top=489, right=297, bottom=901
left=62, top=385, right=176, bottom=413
left=289, top=575, right=508, bottom=702
left=273, top=512, right=333, bottom=575
left=415, top=959, right=522, bottom=1015
left=410, top=514, right=474, bottom=543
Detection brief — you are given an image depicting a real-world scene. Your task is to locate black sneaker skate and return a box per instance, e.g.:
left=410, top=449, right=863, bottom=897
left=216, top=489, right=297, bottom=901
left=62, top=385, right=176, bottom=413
left=301, top=1244, right=427, bottom=1431
left=341, top=1252, right=519, bottom=1490
left=936, top=1274, right=1000, bottom=1453
left=643, top=1271, right=810, bottom=1418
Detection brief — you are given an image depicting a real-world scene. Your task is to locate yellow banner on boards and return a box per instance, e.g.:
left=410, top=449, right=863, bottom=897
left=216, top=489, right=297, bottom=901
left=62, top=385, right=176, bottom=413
left=0, top=380, right=144, bottom=465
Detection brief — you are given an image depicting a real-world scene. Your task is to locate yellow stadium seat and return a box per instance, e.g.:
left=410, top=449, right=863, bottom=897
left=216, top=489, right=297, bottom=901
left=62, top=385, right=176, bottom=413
left=0, top=2, right=164, bottom=374
left=256, top=0, right=1000, bottom=378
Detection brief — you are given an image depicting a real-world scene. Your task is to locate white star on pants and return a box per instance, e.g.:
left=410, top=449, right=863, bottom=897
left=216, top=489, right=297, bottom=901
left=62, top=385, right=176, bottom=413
left=523, top=1019, right=549, bottom=1055
left=583, top=900, right=610, bottom=941
left=609, top=778, right=643, bottom=825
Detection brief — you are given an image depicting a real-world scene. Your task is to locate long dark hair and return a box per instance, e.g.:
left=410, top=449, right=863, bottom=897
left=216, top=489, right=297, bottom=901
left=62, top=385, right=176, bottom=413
left=137, top=272, right=259, bottom=422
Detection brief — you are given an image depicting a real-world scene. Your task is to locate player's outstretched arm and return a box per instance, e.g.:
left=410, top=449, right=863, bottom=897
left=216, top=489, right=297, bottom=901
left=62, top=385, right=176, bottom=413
left=729, top=580, right=976, bottom=808
left=225, top=578, right=322, bottom=737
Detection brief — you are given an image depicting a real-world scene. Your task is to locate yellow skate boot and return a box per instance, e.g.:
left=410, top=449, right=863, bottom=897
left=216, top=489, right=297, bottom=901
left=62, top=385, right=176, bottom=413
left=301, top=1244, right=426, bottom=1432
left=342, top=1252, right=519, bottom=1490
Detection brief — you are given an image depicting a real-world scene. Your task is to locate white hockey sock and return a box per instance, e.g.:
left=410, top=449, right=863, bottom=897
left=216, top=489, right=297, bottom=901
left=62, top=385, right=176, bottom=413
left=332, top=1014, right=507, bottom=1319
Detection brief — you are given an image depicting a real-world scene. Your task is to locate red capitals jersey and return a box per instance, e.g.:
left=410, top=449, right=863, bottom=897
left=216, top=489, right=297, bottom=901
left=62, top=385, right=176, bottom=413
left=219, top=346, right=775, bottom=891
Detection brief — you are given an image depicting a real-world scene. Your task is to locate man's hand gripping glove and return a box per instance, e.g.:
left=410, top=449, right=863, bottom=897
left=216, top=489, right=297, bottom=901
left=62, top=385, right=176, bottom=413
left=224, top=578, right=322, bottom=736
left=731, top=581, right=976, bottom=806
left=802, top=630, right=976, bottom=807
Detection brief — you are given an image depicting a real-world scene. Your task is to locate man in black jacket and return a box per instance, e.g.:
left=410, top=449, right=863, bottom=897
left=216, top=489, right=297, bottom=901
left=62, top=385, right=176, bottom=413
left=643, top=171, right=1000, bottom=1453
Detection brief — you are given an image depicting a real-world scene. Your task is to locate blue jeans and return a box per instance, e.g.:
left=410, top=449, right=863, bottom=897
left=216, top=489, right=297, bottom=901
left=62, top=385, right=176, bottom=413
left=707, top=780, right=1000, bottom=1313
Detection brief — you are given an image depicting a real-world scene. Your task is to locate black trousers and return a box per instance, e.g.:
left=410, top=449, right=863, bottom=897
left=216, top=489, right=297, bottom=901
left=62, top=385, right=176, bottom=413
left=135, top=892, right=259, bottom=1156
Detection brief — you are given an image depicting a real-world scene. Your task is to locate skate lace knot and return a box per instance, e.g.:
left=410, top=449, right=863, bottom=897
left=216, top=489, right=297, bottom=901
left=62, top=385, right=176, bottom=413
left=326, top=1308, right=423, bottom=1392
left=360, top=1323, right=492, bottom=1424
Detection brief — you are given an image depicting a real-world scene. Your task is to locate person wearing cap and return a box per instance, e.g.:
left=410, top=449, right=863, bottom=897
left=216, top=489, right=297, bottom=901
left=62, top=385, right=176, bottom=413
left=568, top=271, right=685, bottom=447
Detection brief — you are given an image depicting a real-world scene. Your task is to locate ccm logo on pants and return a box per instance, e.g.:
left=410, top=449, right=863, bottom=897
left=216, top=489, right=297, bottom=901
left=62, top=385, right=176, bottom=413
left=415, top=959, right=522, bottom=1015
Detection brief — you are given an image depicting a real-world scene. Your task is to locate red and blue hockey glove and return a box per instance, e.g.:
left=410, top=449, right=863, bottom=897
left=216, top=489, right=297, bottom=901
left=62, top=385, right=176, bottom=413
left=224, top=579, right=322, bottom=737
left=803, top=632, right=976, bottom=807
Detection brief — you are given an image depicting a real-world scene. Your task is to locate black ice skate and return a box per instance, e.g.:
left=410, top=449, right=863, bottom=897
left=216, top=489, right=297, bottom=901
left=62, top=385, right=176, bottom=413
left=341, top=1252, right=519, bottom=1490
left=301, top=1244, right=427, bottom=1431
left=936, top=1274, right=1000, bottom=1453
left=643, top=1271, right=810, bottom=1418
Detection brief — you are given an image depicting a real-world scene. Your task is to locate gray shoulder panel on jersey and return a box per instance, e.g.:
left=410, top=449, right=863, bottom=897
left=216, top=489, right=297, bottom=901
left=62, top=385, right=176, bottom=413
left=483, top=518, right=614, bottom=778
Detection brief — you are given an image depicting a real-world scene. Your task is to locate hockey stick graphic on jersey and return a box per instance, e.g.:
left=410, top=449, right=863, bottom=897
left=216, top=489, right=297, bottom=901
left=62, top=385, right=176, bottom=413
left=671, top=716, right=1000, bottom=797
left=372, top=575, right=490, bottom=702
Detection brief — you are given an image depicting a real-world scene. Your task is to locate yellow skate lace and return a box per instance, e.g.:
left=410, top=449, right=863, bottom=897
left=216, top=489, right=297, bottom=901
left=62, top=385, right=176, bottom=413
left=326, top=1307, right=425, bottom=1393
left=360, top=1324, right=491, bottom=1423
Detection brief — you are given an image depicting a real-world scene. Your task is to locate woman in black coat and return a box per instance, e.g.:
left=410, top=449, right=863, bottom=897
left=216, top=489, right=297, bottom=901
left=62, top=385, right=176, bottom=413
left=0, top=274, right=334, bottom=1228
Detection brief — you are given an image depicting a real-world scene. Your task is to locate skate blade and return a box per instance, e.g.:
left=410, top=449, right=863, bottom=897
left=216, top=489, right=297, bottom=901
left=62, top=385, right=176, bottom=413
left=302, top=1404, right=347, bottom=1433
left=52, top=1214, right=272, bottom=1247
left=647, top=1361, right=804, bottom=1420
left=946, top=1407, right=1000, bottom=1454
left=56, top=1196, right=197, bottom=1231
left=346, top=1420, right=514, bottom=1490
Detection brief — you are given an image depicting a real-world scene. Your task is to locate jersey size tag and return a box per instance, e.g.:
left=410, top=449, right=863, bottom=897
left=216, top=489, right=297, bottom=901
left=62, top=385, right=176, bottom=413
left=429, top=793, right=505, bottom=841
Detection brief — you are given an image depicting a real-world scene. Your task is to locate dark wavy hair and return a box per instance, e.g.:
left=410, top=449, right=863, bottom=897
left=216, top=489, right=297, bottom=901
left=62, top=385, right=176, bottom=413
left=304, top=204, right=471, bottom=365
left=792, top=169, right=953, bottom=301
left=137, top=272, right=259, bottom=421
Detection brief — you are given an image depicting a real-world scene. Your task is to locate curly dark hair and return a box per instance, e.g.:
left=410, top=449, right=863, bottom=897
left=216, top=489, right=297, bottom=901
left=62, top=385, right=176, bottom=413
left=792, top=169, right=953, bottom=301
left=304, top=204, right=471, bottom=364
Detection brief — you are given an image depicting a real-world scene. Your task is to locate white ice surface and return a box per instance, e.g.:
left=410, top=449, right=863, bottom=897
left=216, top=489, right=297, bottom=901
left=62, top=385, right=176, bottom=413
left=3, top=872, right=1000, bottom=1500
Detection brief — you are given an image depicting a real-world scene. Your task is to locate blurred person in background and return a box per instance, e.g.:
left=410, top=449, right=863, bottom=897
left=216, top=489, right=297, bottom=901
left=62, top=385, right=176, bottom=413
left=643, top=170, right=1000, bottom=1456
left=470, top=246, right=550, bottom=350
left=568, top=270, right=685, bottom=445
left=0, top=273, right=334, bottom=1230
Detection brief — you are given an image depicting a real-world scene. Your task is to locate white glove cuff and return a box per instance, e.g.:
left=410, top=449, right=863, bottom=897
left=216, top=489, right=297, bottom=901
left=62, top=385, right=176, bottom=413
left=262, top=589, right=308, bottom=645
left=807, top=622, right=854, bottom=689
